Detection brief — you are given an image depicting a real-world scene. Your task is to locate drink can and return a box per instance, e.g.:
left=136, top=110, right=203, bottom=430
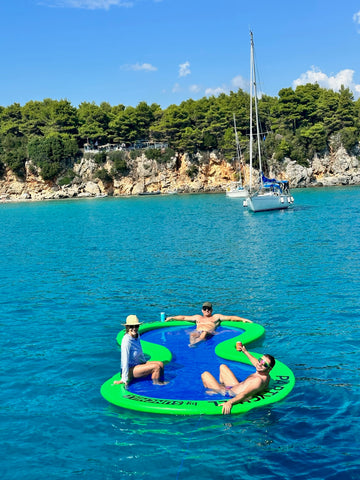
left=236, top=341, right=243, bottom=349
left=160, top=312, right=165, bottom=322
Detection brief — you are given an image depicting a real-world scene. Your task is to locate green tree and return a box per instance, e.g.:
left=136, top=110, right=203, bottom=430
left=0, top=133, right=27, bottom=177
left=150, top=104, right=189, bottom=148
left=299, top=122, right=327, bottom=154
left=339, top=127, right=358, bottom=152
left=315, top=89, right=341, bottom=135
left=96, top=168, right=112, bottom=183
left=274, top=137, right=291, bottom=161
left=46, top=99, right=78, bottom=136
left=0, top=103, right=23, bottom=136
left=336, top=86, right=355, bottom=129
left=178, top=127, right=202, bottom=153
left=145, top=148, right=162, bottom=160
left=109, top=150, right=128, bottom=176
left=274, top=88, right=301, bottom=133
left=28, top=134, right=79, bottom=181
left=219, top=127, right=235, bottom=159
left=78, top=102, right=110, bottom=144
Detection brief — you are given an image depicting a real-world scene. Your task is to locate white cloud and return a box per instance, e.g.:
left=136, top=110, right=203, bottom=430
left=121, top=63, right=157, bottom=72
left=189, top=84, right=201, bottom=93
left=172, top=83, right=181, bottom=93
left=293, top=67, right=360, bottom=98
left=231, top=75, right=248, bottom=90
left=205, top=86, right=227, bottom=97
left=353, top=11, right=360, bottom=26
left=179, top=61, right=191, bottom=78
left=40, top=0, right=133, bottom=9
left=203, top=76, right=248, bottom=98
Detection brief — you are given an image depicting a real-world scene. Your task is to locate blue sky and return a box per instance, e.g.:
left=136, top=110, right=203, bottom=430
left=1, top=0, right=360, bottom=108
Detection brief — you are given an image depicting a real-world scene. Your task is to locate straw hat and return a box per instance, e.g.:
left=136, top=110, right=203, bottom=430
left=123, top=314, right=143, bottom=326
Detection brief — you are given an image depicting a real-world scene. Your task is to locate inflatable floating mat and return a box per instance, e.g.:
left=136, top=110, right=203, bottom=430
left=101, top=321, right=295, bottom=415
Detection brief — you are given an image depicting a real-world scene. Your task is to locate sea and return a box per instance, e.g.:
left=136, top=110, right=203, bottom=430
left=1, top=187, right=359, bottom=480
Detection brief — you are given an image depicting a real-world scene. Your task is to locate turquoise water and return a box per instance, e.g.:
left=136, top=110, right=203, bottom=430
left=1, top=188, right=359, bottom=480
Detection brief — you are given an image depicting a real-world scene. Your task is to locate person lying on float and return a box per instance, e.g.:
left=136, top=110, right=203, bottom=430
left=201, top=342, right=275, bottom=414
left=165, top=301, right=252, bottom=346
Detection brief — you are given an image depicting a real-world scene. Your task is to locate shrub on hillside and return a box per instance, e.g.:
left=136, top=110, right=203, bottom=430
left=95, top=168, right=112, bottom=183
left=109, top=150, right=128, bottom=175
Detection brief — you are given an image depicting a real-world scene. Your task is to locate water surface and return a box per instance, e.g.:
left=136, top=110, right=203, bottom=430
left=1, top=188, right=359, bottom=479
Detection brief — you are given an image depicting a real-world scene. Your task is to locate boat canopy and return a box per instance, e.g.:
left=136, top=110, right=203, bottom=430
left=263, top=182, right=282, bottom=192
left=261, top=173, right=290, bottom=192
left=261, top=173, right=282, bottom=184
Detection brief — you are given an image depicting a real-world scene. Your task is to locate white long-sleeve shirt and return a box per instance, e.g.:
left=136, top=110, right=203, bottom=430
left=121, top=333, right=146, bottom=384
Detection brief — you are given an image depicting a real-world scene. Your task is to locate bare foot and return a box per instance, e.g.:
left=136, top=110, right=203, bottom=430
left=190, top=335, right=204, bottom=346
left=153, top=380, right=170, bottom=386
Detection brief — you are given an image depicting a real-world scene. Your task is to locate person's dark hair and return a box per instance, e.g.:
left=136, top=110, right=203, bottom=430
left=264, top=354, right=275, bottom=368
left=125, top=325, right=139, bottom=334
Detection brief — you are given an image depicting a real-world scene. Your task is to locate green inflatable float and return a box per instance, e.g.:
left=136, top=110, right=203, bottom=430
left=101, top=321, right=295, bottom=415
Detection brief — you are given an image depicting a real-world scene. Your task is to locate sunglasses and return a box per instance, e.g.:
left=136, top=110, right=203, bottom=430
left=129, top=325, right=140, bottom=330
left=258, top=358, right=270, bottom=368
left=202, top=307, right=212, bottom=311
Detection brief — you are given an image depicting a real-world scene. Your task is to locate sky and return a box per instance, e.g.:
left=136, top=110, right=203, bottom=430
left=0, top=0, right=360, bottom=109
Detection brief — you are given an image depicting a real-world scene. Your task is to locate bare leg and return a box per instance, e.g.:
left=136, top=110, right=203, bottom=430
left=201, top=371, right=226, bottom=394
left=219, top=364, right=238, bottom=387
left=132, top=361, right=168, bottom=385
left=189, top=330, right=210, bottom=346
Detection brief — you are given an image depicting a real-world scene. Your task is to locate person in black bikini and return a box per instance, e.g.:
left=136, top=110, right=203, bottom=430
left=201, top=342, right=275, bottom=414
left=165, top=302, right=252, bottom=346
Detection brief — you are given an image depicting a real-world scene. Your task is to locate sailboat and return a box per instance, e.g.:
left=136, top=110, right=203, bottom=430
left=226, top=114, right=248, bottom=198
left=245, top=31, right=294, bottom=212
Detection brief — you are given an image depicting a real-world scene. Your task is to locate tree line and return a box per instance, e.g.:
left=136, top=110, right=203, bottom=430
left=0, top=84, right=359, bottom=181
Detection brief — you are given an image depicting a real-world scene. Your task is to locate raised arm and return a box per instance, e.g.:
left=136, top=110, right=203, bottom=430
left=165, top=315, right=198, bottom=322
left=217, top=314, right=253, bottom=323
left=236, top=343, right=259, bottom=367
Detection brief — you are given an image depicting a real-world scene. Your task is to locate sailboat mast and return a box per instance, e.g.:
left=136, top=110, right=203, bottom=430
left=251, top=32, right=263, bottom=185
left=249, top=32, right=254, bottom=193
left=233, top=113, right=242, bottom=184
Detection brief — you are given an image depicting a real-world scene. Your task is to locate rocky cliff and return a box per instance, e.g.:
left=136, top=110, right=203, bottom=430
left=0, top=147, right=359, bottom=202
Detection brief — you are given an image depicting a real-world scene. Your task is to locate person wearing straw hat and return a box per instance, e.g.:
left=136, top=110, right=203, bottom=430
left=165, top=302, right=252, bottom=346
left=113, top=315, right=167, bottom=388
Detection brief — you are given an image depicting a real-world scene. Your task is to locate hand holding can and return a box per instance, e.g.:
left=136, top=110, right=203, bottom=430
left=236, top=341, right=243, bottom=351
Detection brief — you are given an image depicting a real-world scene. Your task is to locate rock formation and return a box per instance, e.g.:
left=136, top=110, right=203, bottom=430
left=0, top=147, right=359, bottom=202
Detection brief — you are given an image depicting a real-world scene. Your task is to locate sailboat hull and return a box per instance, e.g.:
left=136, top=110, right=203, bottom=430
left=246, top=193, right=293, bottom=212
left=226, top=187, right=248, bottom=198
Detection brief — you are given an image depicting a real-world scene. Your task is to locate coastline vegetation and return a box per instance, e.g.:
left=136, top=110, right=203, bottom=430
left=0, top=84, right=359, bottom=182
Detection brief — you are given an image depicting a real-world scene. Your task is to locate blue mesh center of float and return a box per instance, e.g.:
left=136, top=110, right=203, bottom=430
left=127, top=326, right=255, bottom=400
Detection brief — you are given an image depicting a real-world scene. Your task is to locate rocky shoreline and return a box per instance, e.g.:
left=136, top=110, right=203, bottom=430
left=1, top=147, right=359, bottom=203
